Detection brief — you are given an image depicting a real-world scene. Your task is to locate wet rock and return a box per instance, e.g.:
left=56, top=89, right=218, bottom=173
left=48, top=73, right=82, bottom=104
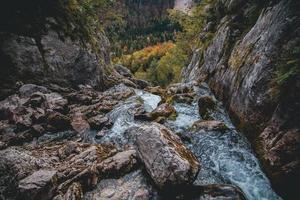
left=95, top=128, right=109, bottom=139
left=97, top=149, right=138, bottom=177
left=18, top=169, right=58, bottom=200
left=192, top=120, right=229, bottom=132
left=128, top=123, right=200, bottom=188
left=150, top=103, right=176, bottom=119
left=83, top=170, right=158, bottom=200
left=47, top=112, right=71, bottom=131
left=198, top=95, right=216, bottom=118
left=87, top=114, right=111, bottom=130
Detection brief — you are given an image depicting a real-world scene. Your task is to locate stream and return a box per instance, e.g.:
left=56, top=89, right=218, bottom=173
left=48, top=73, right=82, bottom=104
left=88, top=83, right=281, bottom=200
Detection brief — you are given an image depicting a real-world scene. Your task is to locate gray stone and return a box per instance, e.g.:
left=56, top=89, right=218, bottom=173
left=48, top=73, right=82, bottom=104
left=128, top=123, right=200, bottom=188
left=18, top=169, right=58, bottom=200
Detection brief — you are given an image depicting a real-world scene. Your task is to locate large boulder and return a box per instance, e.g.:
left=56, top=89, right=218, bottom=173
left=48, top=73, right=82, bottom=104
left=18, top=169, right=58, bottom=200
left=198, top=95, right=216, bottom=119
left=0, top=147, right=44, bottom=199
left=127, top=123, right=200, bottom=189
left=150, top=103, right=176, bottom=119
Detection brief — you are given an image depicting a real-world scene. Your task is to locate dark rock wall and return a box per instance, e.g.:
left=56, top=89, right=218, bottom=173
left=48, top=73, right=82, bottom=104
left=182, top=0, right=300, bottom=199
left=0, top=0, right=117, bottom=100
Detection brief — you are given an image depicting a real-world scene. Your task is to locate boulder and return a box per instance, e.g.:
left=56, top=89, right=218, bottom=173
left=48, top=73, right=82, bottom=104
left=83, top=170, right=158, bottom=200
left=198, top=95, right=216, bottom=119
left=167, top=83, right=194, bottom=94
left=150, top=103, right=176, bottom=119
left=87, top=114, right=112, bottom=130
left=130, top=78, right=151, bottom=89
left=172, top=93, right=195, bottom=104
left=97, top=149, right=138, bottom=177
left=114, top=64, right=133, bottom=78
left=18, top=169, right=58, bottom=200
left=128, top=123, right=200, bottom=188
left=19, top=84, right=49, bottom=98
left=71, top=113, right=90, bottom=134
left=0, top=147, right=42, bottom=199
left=192, top=120, right=229, bottom=132
left=43, top=92, right=68, bottom=112
left=47, top=112, right=71, bottom=131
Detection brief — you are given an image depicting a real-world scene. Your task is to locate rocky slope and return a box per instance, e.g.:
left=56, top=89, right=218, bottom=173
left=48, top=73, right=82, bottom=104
left=182, top=0, right=300, bottom=199
left=0, top=0, right=137, bottom=100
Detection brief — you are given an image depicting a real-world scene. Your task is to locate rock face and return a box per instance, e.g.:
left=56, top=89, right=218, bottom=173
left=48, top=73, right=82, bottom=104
left=128, top=123, right=200, bottom=189
left=0, top=0, right=128, bottom=100
left=182, top=0, right=300, bottom=198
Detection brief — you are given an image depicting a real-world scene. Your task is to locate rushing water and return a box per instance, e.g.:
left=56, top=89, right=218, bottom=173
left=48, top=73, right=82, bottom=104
left=93, top=84, right=281, bottom=200
left=96, top=89, right=161, bottom=147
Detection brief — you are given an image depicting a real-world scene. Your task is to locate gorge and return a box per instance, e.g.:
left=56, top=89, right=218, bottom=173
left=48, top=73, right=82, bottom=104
left=0, top=0, right=299, bottom=200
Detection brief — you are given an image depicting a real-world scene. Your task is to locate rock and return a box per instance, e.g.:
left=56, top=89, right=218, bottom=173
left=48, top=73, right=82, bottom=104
left=31, top=124, right=45, bottom=136
left=63, top=182, right=83, bottom=200
left=181, top=1, right=300, bottom=198
left=97, top=149, right=138, bottom=177
left=43, top=92, right=68, bottom=112
left=145, top=86, right=166, bottom=96
left=0, top=147, right=42, bottom=199
left=87, top=114, right=111, bottom=130
left=114, top=64, right=133, bottom=78
left=172, top=93, right=195, bottom=104
left=47, top=112, right=71, bottom=131
left=192, top=120, right=229, bottom=132
left=163, top=184, right=246, bottom=200
left=19, top=84, right=49, bottom=97
left=0, top=141, right=7, bottom=150
left=18, top=169, right=58, bottom=200
left=150, top=103, right=176, bottom=119
left=198, top=95, right=216, bottom=118
left=71, top=113, right=90, bottom=134
left=128, top=123, right=200, bottom=188
left=167, top=83, right=194, bottom=94
left=83, top=170, right=159, bottom=200
left=130, top=78, right=151, bottom=89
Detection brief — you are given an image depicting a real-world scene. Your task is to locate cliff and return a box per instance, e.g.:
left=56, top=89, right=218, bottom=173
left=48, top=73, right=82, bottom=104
left=0, top=0, right=124, bottom=100
left=182, top=0, right=300, bottom=199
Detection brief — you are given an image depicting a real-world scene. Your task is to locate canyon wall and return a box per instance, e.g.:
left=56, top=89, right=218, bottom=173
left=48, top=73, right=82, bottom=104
left=182, top=0, right=300, bottom=199
left=0, top=0, right=123, bottom=100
